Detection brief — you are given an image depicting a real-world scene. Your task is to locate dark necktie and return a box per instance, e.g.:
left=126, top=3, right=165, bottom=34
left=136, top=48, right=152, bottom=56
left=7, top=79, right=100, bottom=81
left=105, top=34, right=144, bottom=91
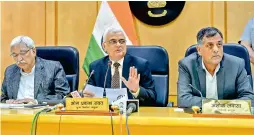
left=111, top=62, right=120, bottom=88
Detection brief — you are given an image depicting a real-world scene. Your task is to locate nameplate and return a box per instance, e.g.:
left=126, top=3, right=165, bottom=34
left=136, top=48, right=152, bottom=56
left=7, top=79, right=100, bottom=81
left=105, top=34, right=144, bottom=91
left=202, top=99, right=252, bottom=115
left=65, top=98, right=109, bottom=111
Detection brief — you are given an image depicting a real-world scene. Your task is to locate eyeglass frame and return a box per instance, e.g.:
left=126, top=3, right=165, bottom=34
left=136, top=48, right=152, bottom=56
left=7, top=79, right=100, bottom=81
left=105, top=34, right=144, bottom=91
left=104, top=39, right=127, bottom=46
left=10, top=47, right=33, bottom=58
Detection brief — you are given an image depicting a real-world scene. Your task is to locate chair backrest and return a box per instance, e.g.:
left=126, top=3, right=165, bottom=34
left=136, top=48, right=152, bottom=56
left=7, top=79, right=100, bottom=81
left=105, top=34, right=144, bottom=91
left=185, top=43, right=253, bottom=88
left=127, top=46, right=169, bottom=107
left=36, top=46, right=79, bottom=92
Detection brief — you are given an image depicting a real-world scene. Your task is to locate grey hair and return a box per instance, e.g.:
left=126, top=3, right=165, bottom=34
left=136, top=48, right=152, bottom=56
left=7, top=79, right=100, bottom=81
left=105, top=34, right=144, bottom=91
left=197, top=27, right=223, bottom=45
left=102, top=27, right=124, bottom=43
left=10, top=36, right=35, bottom=48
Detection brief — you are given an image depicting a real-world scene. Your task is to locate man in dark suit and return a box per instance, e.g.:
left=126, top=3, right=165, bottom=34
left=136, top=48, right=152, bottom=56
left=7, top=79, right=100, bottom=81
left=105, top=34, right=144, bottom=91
left=83, top=27, right=156, bottom=106
left=1, top=36, right=70, bottom=104
left=177, top=27, right=254, bottom=108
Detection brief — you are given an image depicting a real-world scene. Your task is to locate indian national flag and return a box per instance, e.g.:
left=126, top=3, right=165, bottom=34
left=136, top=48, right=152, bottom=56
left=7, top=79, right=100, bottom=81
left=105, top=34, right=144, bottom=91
left=83, top=1, right=138, bottom=75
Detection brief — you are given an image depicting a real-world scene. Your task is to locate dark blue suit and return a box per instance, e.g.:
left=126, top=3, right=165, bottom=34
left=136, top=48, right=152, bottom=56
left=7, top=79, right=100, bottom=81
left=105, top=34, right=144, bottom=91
left=88, top=54, right=156, bottom=106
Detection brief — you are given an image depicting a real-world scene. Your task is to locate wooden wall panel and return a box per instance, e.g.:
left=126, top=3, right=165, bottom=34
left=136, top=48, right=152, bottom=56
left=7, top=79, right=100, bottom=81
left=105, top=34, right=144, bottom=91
left=45, top=1, right=56, bottom=45
left=0, top=1, right=2, bottom=83
left=226, top=1, right=254, bottom=43
left=135, top=2, right=212, bottom=97
left=212, top=1, right=226, bottom=42
left=1, top=1, right=46, bottom=82
left=57, top=2, right=97, bottom=90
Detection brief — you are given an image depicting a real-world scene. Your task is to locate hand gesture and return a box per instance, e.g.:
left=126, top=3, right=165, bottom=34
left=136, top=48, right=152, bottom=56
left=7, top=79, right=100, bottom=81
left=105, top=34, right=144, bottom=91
left=121, top=66, right=140, bottom=93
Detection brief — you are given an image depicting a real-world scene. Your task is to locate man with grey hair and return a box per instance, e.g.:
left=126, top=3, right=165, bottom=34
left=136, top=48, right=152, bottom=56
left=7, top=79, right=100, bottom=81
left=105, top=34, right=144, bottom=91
left=177, top=27, right=254, bottom=108
left=1, top=36, right=70, bottom=104
left=239, top=18, right=254, bottom=88
left=83, top=27, right=156, bottom=106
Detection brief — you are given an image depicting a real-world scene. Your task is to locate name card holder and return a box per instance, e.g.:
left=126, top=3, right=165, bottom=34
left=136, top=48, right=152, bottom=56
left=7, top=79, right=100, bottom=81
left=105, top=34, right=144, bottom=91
left=202, top=99, right=252, bottom=115
left=55, top=98, right=119, bottom=116
left=193, top=99, right=254, bottom=119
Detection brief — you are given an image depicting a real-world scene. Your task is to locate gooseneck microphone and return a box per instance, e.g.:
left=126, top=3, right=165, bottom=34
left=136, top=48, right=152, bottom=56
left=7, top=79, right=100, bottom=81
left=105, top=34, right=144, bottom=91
left=177, top=82, right=203, bottom=99
left=103, top=61, right=112, bottom=98
left=81, top=70, right=95, bottom=97
left=188, top=84, right=203, bottom=99
left=126, top=103, right=137, bottom=116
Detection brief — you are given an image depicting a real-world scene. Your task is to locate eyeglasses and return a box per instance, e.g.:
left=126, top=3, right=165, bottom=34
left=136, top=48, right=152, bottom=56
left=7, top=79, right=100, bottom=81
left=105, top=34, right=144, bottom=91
left=105, top=39, right=126, bottom=45
left=10, top=48, right=32, bottom=58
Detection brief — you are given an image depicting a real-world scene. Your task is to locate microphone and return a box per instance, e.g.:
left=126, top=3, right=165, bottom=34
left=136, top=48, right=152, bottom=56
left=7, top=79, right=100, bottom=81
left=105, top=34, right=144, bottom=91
left=177, top=82, right=203, bottom=113
left=43, top=103, right=64, bottom=112
left=177, top=82, right=203, bottom=99
left=126, top=103, right=137, bottom=116
left=188, top=84, right=203, bottom=99
left=41, top=99, right=65, bottom=106
left=81, top=70, right=95, bottom=97
left=103, top=61, right=112, bottom=98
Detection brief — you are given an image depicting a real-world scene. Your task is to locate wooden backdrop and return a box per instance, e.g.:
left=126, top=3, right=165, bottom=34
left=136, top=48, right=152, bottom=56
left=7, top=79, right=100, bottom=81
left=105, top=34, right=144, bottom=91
left=1, top=1, right=254, bottom=105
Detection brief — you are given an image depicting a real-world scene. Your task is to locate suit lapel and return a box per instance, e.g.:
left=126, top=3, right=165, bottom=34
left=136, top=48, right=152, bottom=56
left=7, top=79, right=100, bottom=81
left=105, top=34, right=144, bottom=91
left=197, top=56, right=206, bottom=98
left=122, top=54, right=131, bottom=89
left=34, top=57, right=44, bottom=98
left=217, top=58, right=225, bottom=99
left=104, top=57, right=112, bottom=88
left=10, top=67, right=21, bottom=99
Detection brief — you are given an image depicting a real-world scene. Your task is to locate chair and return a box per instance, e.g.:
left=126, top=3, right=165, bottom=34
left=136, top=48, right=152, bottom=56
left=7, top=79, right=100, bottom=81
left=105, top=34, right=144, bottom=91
left=127, top=46, right=169, bottom=107
left=36, top=46, right=79, bottom=92
left=185, top=43, right=253, bottom=88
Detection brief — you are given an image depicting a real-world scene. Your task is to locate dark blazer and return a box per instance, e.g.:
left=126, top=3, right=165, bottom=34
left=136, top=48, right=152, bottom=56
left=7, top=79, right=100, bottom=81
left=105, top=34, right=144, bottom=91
left=1, top=57, right=70, bottom=103
left=88, top=54, right=156, bottom=106
left=177, top=52, right=254, bottom=108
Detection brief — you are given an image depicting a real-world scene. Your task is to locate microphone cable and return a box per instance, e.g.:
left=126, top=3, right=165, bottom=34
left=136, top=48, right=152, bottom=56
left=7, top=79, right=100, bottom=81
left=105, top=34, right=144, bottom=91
left=125, top=113, right=130, bottom=135
left=30, top=105, right=58, bottom=135
left=110, top=110, right=114, bottom=135
left=30, top=109, right=45, bottom=135
left=119, top=111, right=123, bottom=135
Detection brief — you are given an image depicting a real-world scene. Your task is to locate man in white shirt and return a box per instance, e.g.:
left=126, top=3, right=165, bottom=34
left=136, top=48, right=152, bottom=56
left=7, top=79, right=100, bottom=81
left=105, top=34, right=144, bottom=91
left=83, top=27, right=156, bottom=106
left=177, top=27, right=254, bottom=108
left=1, top=36, right=70, bottom=104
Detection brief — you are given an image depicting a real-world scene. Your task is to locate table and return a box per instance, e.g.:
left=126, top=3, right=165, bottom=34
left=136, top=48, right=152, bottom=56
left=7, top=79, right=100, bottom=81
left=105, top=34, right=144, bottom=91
left=1, top=108, right=254, bottom=135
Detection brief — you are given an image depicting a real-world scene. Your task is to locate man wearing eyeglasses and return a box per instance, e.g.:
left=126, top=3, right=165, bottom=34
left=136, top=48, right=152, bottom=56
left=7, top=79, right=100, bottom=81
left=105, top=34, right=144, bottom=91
left=83, top=27, right=156, bottom=106
left=1, top=36, right=70, bottom=104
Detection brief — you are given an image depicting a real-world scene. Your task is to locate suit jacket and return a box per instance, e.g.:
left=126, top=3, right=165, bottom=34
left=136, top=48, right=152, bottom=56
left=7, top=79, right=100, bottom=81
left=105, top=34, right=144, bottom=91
left=177, top=52, right=254, bottom=108
left=88, top=54, right=156, bottom=106
left=1, top=57, right=70, bottom=103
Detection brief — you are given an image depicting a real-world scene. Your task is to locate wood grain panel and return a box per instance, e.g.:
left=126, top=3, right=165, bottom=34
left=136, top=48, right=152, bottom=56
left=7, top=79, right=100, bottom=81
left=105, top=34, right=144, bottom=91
left=1, top=1, right=46, bottom=82
left=57, top=1, right=97, bottom=90
left=135, top=2, right=212, bottom=96
left=227, top=1, right=254, bottom=43
left=45, top=1, right=56, bottom=45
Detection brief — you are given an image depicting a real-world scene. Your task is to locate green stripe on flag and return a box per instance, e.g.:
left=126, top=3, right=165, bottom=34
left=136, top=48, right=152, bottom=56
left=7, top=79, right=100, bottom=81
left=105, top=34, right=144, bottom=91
left=83, top=35, right=104, bottom=75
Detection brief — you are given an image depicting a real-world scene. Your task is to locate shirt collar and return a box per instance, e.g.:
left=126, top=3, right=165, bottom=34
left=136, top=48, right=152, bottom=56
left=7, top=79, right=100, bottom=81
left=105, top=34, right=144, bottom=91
left=110, top=57, right=124, bottom=67
left=20, top=65, right=35, bottom=76
left=202, top=58, right=220, bottom=75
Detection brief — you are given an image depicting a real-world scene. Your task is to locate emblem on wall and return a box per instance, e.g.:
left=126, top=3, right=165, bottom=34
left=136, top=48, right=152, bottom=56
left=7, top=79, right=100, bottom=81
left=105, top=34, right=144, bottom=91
left=129, top=1, right=185, bottom=26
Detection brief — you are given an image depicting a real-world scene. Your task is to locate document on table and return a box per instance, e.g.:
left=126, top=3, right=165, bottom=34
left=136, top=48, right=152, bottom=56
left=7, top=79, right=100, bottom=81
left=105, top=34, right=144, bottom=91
left=0, top=103, right=25, bottom=109
left=85, top=84, right=128, bottom=104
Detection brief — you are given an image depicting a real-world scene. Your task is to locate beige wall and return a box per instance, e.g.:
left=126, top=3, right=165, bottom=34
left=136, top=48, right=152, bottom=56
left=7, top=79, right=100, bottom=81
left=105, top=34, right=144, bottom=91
left=1, top=1, right=254, bottom=105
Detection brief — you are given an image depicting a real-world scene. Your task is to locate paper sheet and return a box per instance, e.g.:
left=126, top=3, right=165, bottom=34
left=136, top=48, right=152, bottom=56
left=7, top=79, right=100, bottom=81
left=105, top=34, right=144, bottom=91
left=85, top=84, right=128, bottom=104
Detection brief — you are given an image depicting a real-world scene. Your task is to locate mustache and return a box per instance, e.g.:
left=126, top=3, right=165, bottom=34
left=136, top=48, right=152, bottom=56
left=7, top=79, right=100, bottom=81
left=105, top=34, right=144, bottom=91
left=16, top=60, right=26, bottom=65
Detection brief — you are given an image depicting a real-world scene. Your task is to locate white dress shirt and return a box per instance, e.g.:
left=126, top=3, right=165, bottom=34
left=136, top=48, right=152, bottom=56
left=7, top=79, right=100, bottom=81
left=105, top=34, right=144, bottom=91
left=110, top=57, right=140, bottom=98
left=17, top=65, right=35, bottom=99
left=202, top=59, right=220, bottom=99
